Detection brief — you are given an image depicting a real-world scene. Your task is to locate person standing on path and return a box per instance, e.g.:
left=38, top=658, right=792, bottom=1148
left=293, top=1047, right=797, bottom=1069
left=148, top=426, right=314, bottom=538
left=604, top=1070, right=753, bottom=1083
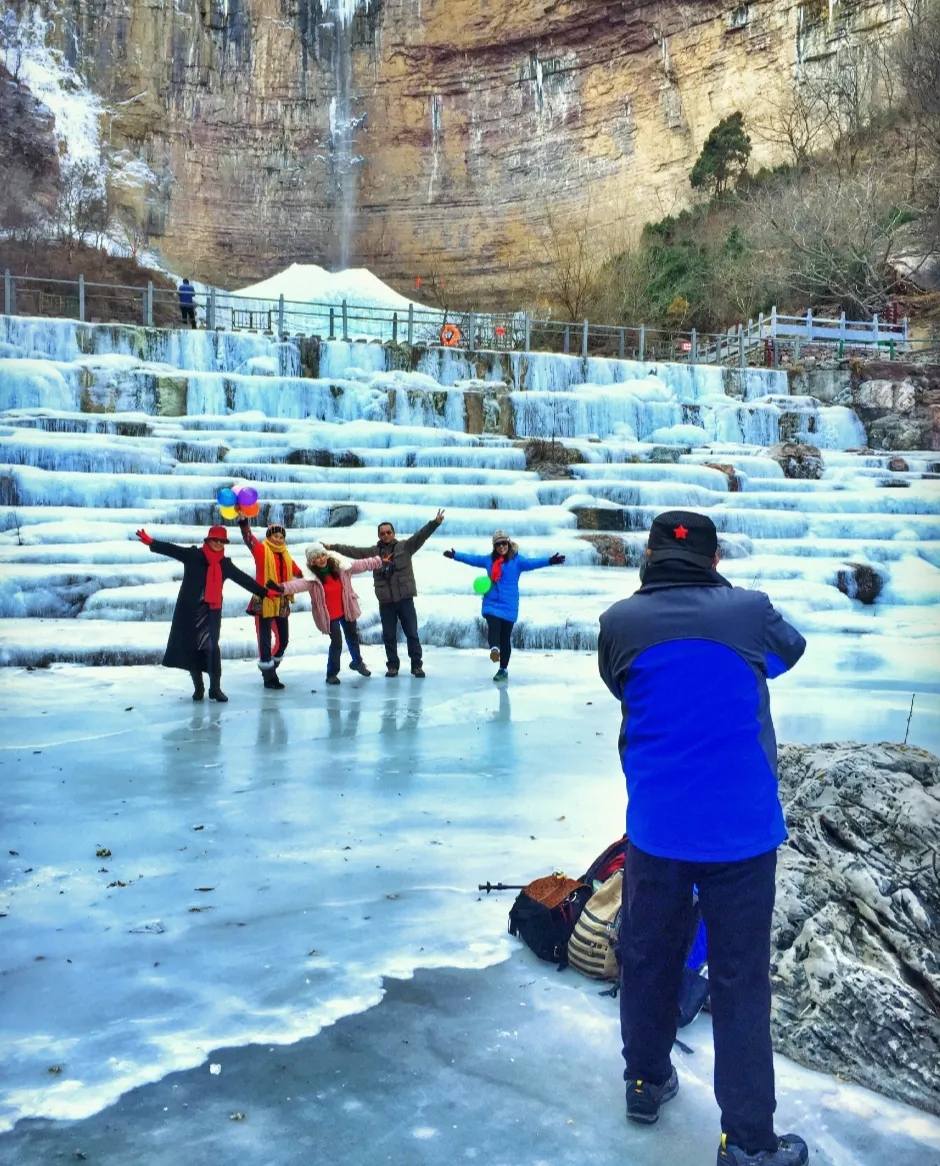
left=136, top=525, right=277, bottom=702
left=443, top=529, right=565, bottom=681
left=178, top=279, right=197, bottom=328
left=238, top=516, right=304, bottom=690
left=597, top=510, right=808, bottom=1166
left=277, top=543, right=382, bottom=684
left=326, top=511, right=445, bottom=678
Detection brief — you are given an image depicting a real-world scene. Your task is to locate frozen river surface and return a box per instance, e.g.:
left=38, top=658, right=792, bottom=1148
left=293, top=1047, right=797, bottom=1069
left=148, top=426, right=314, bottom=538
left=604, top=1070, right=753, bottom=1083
left=1, top=652, right=939, bottom=1165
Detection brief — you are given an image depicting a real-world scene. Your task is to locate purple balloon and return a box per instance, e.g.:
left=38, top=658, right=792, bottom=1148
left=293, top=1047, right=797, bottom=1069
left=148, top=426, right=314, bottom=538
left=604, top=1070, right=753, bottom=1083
left=237, top=486, right=259, bottom=507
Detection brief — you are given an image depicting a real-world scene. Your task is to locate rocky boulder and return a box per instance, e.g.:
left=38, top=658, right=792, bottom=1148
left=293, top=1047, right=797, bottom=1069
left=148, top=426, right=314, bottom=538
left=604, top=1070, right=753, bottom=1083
left=702, top=462, right=741, bottom=492
left=888, top=456, right=910, bottom=472
left=772, top=742, right=940, bottom=1116
left=836, top=562, right=884, bottom=604
left=768, top=442, right=824, bottom=480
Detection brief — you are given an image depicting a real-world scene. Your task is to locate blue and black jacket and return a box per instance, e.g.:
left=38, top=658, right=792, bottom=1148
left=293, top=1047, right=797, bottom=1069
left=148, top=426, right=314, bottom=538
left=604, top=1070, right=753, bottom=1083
left=452, top=550, right=553, bottom=622
left=598, top=566, right=805, bottom=863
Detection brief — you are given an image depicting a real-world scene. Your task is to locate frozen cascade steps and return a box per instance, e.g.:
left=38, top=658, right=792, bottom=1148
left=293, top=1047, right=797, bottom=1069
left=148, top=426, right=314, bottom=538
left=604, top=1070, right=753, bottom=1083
left=0, top=316, right=938, bottom=682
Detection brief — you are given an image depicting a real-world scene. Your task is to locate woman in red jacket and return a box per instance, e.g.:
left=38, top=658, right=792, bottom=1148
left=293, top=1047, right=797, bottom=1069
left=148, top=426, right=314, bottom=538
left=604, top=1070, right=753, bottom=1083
left=238, top=517, right=304, bottom=690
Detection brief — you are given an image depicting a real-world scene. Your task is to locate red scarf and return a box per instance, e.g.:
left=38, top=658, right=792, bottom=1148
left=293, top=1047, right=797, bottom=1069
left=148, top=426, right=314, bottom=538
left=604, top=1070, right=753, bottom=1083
left=490, top=555, right=505, bottom=583
left=202, top=545, right=225, bottom=609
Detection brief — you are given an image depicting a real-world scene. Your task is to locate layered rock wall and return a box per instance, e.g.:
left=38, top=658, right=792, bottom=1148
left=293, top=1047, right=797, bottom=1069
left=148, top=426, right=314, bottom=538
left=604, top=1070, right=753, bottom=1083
left=10, top=0, right=900, bottom=296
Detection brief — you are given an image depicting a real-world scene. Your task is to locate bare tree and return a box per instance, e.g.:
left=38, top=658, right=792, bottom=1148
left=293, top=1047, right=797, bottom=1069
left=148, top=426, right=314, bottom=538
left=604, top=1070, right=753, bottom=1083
left=527, top=205, right=606, bottom=321
left=752, top=165, right=925, bottom=316
left=54, top=161, right=110, bottom=258
left=751, top=85, right=838, bottom=168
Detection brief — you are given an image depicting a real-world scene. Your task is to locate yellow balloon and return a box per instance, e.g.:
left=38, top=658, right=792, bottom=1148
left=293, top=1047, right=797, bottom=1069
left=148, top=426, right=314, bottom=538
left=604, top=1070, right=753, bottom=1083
left=219, top=505, right=238, bottom=519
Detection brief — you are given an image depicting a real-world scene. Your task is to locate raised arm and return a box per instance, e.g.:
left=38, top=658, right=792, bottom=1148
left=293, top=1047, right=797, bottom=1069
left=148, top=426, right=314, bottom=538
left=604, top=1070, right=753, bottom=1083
left=223, top=559, right=269, bottom=599
left=349, top=555, right=383, bottom=574
left=238, top=518, right=260, bottom=552
left=517, top=554, right=555, bottom=572
left=141, top=533, right=190, bottom=564
left=763, top=596, right=806, bottom=679
left=403, top=511, right=445, bottom=555
left=279, top=578, right=314, bottom=597
left=325, top=541, right=378, bottom=559
left=451, top=551, right=492, bottom=570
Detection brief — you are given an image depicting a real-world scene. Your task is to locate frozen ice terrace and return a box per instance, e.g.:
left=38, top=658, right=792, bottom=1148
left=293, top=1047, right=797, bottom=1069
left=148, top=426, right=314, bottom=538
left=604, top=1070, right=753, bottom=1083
left=0, top=314, right=938, bottom=682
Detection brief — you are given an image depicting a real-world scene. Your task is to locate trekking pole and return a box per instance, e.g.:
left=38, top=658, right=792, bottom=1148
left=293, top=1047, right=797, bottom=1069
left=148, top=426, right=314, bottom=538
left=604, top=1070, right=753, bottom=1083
left=478, top=882, right=527, bottom=894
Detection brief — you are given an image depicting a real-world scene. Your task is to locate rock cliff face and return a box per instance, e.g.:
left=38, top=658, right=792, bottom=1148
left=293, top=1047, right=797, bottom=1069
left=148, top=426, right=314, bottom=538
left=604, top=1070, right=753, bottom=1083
left=13, top=0, right=899, bottom=295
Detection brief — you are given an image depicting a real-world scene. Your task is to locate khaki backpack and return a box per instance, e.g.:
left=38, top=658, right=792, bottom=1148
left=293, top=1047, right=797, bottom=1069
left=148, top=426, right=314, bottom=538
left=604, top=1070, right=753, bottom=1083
left=566, top=870, right=622, bottom=980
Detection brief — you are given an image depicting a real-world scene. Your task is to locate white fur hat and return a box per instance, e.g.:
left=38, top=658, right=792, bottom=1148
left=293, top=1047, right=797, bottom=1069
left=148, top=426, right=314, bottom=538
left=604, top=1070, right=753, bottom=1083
left=305, top=542, right=354, bottom=572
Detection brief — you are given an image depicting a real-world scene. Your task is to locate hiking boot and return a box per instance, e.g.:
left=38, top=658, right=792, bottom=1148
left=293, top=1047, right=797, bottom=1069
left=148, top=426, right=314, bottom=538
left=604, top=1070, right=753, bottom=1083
left=263, top=672, right=285, bottom=690
left=489, top=647, right=501, bottom=663
left=208, top=688, right=228, bottom=703
left=493, top=669, right=509, bottom=682
left=626, top=1066, right=678, bottom=1125
left=411, top=666, right=425, bottom=678
left=325, top=675, right=341, bottom=686
left=386, top=668, right=399, bottom=678
left=349, top=661, right=371, bottom=677
left=717, top=1134, right=808, bottom=1166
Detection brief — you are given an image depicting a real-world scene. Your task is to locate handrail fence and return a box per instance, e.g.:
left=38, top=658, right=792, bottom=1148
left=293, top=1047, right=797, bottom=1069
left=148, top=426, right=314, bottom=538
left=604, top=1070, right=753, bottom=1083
left=1, top=268, right=921, bottom=368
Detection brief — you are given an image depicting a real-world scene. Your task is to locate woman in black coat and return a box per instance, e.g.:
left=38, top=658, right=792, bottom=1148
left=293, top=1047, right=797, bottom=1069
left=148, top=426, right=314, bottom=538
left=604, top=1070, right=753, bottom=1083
left=136, top=524, right=275, bottom=702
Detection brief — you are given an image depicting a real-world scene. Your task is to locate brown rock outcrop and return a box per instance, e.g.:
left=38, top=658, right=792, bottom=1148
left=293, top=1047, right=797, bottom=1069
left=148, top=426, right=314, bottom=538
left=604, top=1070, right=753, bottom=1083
left=14, top=0, right=901, bottom=296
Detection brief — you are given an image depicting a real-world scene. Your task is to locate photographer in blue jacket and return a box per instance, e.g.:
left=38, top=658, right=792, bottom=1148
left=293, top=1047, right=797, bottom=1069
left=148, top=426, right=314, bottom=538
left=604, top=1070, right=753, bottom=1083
left=598, top=510, right=808, bottom=1166
left=444, top=529, right=564, bottom=681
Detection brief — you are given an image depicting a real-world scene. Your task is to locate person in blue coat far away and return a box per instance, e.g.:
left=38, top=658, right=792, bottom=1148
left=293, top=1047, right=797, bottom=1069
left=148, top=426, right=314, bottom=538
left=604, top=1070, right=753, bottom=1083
left=443, top=529, right=565, bottom=682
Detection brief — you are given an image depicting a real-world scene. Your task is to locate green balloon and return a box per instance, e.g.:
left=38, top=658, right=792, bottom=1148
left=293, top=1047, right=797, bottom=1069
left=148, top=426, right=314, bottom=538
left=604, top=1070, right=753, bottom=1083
left=473, top=575, right=492, bottom=596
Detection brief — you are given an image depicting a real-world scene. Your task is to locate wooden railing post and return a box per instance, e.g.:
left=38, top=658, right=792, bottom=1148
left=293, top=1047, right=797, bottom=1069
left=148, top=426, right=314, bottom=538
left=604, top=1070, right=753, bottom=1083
left=639, top=323, right=645, bottom=362
left=582, top=319, right=589, bottom=358
left=145, top=281, right=153, bottom=326
left=468, top=312, right=476, bottom=352
left=690, top=328, right=698, bottom=363
left=329, top=307, right=335, bottom=340
left=3, top=269, right=11, bottom=316
left=524, top=312, right=531, bottom=353
left=392, top=311, right=398, bottom=345
left=341, top=299, right=348, bottom=341
left=805, top=307, right=812, bottom=342
left=738, top=323, right=745, bottom=368
left=78, top=274, right=85, bottom=322
left=872, top=313, right=879, bottom=344
left=618, top=328, right=625, bottom=359
left=278, top=293, right=285, bottom=337
left=208, top=287, right=216, bottom=331
left=840, top=311, right=846, bottom=343
left=407, top=303, right=414, bottom=346
left=563, top=325, right=570, bottom=355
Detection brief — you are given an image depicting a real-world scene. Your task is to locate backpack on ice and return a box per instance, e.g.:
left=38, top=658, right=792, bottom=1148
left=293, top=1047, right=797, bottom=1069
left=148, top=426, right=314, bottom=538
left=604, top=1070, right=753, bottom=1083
left=567, top=870, right=623, bottom=980
left=507, top=872, right=592, bottom=965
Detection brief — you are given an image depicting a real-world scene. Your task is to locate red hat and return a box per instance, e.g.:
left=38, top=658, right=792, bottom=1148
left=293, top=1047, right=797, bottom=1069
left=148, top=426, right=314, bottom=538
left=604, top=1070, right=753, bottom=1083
left=205, top=526, right=229, bottom=543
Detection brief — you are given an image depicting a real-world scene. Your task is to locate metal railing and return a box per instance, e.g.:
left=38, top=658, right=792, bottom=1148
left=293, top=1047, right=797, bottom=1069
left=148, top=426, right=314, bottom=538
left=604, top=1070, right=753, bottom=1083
left=1, top=268, right=923, bottom=367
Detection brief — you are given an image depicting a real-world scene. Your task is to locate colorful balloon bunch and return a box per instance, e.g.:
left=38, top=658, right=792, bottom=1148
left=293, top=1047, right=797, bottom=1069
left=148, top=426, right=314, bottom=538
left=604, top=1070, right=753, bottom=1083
left=217, top=484, right=259, bottom=520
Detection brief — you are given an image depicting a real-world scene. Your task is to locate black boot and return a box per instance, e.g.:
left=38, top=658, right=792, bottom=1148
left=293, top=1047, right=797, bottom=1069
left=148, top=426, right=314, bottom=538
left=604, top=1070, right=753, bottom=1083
left=191, top=671, right=205, bottom=701
left=263, top=669, right=285, bottom=690
left=208, top=667, right=227, bottom=702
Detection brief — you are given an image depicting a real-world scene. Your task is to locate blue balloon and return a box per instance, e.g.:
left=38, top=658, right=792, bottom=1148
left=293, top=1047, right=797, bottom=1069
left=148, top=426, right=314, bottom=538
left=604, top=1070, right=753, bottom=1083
left=217, top=487, right=237, bottom=507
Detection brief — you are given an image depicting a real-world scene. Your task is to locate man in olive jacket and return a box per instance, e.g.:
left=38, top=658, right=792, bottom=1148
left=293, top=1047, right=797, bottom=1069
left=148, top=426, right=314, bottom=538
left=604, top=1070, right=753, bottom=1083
left=326, top=510, right=445, bottom=677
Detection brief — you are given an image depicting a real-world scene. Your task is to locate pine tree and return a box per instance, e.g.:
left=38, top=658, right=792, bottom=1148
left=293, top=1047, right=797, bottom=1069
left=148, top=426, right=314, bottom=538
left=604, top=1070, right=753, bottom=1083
left=690, top=112, right=752, bottom=196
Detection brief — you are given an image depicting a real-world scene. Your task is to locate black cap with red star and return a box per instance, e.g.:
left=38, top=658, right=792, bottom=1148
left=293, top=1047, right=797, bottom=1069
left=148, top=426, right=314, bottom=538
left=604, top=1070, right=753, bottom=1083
left=647, top=510, right=719, bottom=568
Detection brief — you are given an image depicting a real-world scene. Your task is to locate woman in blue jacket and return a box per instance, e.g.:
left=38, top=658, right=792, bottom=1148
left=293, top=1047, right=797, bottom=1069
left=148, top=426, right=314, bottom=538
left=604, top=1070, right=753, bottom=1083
left=444, top=529, right=565, bottom=681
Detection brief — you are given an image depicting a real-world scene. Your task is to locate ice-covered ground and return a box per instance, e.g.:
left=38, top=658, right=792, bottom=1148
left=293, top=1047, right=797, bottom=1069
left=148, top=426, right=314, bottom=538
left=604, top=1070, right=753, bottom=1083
left=1, top=654, right=939, bottom=1165
left=2, top=309, right=940, bottom=1158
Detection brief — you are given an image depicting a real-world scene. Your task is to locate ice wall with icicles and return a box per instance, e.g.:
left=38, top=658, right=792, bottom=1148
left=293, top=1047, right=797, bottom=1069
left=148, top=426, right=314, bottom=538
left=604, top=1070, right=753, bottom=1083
left=1, top=313, right=938, bottom=687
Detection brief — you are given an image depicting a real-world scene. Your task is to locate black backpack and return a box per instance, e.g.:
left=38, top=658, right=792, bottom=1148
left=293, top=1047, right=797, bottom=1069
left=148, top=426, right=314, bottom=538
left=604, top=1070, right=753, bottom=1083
left=507, top=873, right=593, bottom=965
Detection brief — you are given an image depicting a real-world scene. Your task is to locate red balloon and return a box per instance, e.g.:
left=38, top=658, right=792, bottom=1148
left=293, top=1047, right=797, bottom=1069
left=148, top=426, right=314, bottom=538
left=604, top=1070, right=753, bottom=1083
left=242, top=501, right=260, bottom=517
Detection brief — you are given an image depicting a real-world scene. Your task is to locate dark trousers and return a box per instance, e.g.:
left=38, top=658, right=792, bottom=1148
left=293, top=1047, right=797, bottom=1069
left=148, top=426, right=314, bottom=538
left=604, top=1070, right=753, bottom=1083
left=328, top=617, right=360, bottom=676
left=484, top=614, right=514, bottom=669
left=180, top=304, right=196, bottom=328
left=256, top=615, right=289, bottom=669
left=620, top=841, right=778, bottom=1154
left=192, top=606, right=222, bottom=687
left=380, top=599, right=421, bottom=670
